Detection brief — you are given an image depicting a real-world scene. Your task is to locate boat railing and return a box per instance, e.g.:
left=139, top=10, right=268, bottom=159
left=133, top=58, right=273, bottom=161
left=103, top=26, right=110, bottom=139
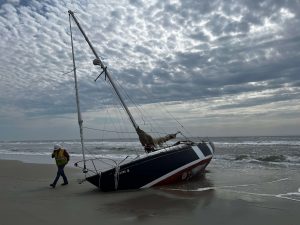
left=74, top=157, right=117, bottom=175
left=74, top=155, right=133, bottom=175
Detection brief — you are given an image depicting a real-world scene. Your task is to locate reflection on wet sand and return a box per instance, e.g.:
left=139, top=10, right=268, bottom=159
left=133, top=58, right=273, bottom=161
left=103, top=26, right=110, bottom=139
left=103, top=174, right=215, bottom=221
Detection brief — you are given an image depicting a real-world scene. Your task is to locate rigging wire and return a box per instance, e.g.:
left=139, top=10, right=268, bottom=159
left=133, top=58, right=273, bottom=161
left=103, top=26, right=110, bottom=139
left=114, top=78, right=171, bottom=139
left=114, top=86, right=164, bottom=148
left=104, top=79, right=140, bottom=153
left=67, top=11, right=145, bottom=172
left=112, top=74, right=189, bottom=149
left=59, top=68, right=181, bottom=140
left=68, top=11, right=186, bottom=153
left=139, top=85, right=201, bottom=140
left=92, top=75, right=141, bottom=155
left=83, top=126, right=136, bottom=134
left=60, top=69, right=74, bottom=76
left=83, top=125, right=168, bottom=135
left=114, top=79, right=180, bottom=148
left=91, top=70, right=177, bottom=150
left=105, top=81, right=135, bottom=137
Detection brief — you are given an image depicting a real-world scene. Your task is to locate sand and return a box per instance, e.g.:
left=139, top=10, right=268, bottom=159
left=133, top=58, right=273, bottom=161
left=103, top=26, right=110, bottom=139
left=0, top=159, right=299, bottom=225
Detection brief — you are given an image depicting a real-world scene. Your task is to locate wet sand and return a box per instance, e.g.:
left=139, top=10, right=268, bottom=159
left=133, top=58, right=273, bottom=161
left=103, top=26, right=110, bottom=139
left=0, top=159, right=299, bottom=225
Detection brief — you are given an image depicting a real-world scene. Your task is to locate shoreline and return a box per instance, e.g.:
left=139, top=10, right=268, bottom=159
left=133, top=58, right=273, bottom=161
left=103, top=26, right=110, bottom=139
left=0, top=159, right=299, bottom=225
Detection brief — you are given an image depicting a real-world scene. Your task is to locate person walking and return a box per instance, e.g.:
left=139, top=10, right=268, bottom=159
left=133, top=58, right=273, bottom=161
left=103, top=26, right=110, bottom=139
left=50, top=144, right=70, bottom=188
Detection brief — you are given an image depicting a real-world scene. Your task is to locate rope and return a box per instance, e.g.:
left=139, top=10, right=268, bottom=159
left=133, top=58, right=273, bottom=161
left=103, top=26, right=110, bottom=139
left=114, top=165, right=120, bottom=190
left=83, top=125, right=169, bottom=136
left=113, top=78, right=175, bottom=144
left=113, top=155, right=129, bottom=190
left=98, top=171, right=101, bottom=190
left=140, top=87, right=190, bottom=136
left=107, top=82, right=135, bottom=139
left=60, top=69, right=74, bottom=76
left=83, top=126, right=136, bottom=134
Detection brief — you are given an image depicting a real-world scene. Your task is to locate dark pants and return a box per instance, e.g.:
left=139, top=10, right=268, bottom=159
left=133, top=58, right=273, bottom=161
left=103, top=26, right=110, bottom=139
left=52, top=165, right=68, bottom=185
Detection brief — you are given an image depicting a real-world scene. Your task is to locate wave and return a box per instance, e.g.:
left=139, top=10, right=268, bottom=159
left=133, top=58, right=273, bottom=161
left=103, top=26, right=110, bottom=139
left=214, top=154, right=300, bottom=168
left=1, top=136, right=300, bottom=168
left=234, top=154, right=287, bottom=163
left=256, top=155, right=286, bottom=162
left=234, top=155, right=249, bottom=161
left=215, top=140, right=300, bottom=147
left=2, top=137, right=300, bottom=146
left=0, top=149, right=137, bottom=160
left=0, top=150, right=51, bottom=156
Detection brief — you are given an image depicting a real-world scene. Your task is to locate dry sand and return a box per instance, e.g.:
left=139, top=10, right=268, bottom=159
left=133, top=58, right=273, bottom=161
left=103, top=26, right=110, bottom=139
left=0, top=159, right=299, bottom=225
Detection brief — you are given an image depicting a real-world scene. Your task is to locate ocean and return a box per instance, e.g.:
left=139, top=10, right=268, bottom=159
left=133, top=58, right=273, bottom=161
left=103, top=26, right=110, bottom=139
left=1, top=136, right=299, bottom=169
left=1, top=136, right=299, bottom=202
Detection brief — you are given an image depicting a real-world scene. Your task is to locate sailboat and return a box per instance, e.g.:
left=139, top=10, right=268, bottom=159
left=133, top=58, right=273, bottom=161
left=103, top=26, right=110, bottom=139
left=68, top=10, right=214, bottom=191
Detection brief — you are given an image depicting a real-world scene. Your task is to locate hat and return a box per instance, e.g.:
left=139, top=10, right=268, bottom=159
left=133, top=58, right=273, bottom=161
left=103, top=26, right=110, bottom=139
left=54, top=144, right=62, bottom=150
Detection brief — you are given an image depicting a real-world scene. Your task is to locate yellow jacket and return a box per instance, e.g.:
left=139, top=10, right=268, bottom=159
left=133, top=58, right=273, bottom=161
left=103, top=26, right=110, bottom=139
left=52, top=149, right=69, bottom=166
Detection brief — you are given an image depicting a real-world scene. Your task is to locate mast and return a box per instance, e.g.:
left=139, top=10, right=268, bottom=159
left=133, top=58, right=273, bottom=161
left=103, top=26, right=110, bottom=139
left=68, top=10, right=179, bottom=149
left=69, top=13, right=87, bottom=172
left=68, top=10, right=138, bottom=131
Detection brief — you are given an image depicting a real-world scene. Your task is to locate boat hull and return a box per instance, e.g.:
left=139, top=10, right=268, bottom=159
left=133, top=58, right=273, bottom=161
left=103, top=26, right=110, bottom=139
left=86, top=142, right=213, bottom=191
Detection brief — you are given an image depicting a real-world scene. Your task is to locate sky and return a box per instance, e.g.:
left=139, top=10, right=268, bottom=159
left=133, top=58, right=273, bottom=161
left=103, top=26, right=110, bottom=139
left=0, top=0, right=300, bottom=141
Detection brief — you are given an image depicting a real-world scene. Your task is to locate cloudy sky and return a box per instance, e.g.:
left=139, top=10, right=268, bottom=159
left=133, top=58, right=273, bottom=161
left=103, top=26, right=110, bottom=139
left=0, top=0, right=300, bottom=141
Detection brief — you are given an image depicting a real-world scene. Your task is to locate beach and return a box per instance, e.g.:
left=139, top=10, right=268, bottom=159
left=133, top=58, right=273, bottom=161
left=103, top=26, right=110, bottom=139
left=1, top=158, right=299, bottom=225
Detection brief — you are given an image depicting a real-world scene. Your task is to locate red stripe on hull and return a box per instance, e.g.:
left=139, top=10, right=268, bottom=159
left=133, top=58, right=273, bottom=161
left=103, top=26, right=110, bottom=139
left=154, top=157, right=212, bottom=186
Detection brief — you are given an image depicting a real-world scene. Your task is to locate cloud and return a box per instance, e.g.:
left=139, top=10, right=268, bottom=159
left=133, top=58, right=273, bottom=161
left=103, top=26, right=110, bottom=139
left=0, top=0, right=300, bottom=140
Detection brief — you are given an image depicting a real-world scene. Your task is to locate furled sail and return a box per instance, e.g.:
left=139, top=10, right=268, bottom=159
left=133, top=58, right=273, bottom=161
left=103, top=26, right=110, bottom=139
left=136, top=127, right=155, bottom=147
left=136, top=127, right=179, bottom=150
left=153, top=132, right=180, bottom=146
